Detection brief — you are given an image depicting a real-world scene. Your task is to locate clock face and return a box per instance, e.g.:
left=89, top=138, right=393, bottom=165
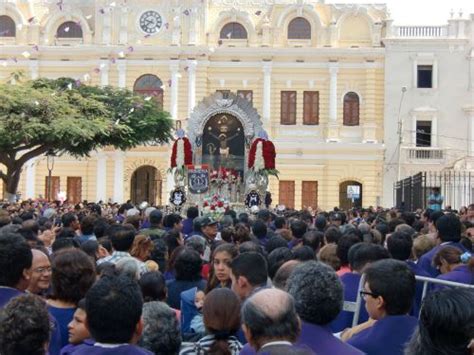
left=139, top=10, right=163, bottom=34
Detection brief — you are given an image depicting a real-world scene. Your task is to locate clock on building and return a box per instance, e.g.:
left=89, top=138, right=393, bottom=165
left=139, top=10, right=163, bottom=34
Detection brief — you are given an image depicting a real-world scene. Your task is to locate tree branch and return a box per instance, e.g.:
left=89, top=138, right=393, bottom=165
left=17, top=145, right=50, bottom=167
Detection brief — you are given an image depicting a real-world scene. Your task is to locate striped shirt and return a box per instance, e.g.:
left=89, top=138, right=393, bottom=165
left=179, top=335, right=242, bottom=355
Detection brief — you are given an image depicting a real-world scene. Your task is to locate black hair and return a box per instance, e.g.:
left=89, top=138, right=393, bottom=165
left=231, top=252, right=268, bottom=286
left=149, top=210, right=163, bottom=225
left=93, top=219, right=110, bottom=239
left=61, top=213, right=78, bottom=228
left=56, top=227, right=76, bottom=240
left=80, top=215, right=96, bottom=235
left=97, top=237, right=113, bottom=253
left=186, top=207, right=199, bottom=219
left=163, top=214, right=182, bottom=229
left=429, top=210, right=444, bottom=224
left=164, top=230, right=181, bottom=256
left=274, top=216, right=286, bottom=229
left=364, top=259, right=415, bottom=315
left=267, top=247, right=293, bottom=280
left=257, top=209, right=271, bottom=223
left=388, top=218, right=405, bottom=233
left=0, top=294, right=50, bottom=355
left=252, top=220, right=267, bottom=239
left=0, top=232, right=32, bottom=287
left=302, top=230, right=323, bottom=252
left=349, top=243, right=390, bottom=272
left=238, top=241, right=264, bottom=255
left=290, top=220, right=307, bottom=239
left=85, top=275, right=143, bottom=344
left=292, top=246, right=315, bottom=262
left=387, top=231, right=413, bottom=261
left=406, top=288, right=474, bottom=355
left=139, top=271, right=167, bottom=302
left=265, top=236, right=288, bottom=254
left=174, top=248, right=202, bottom=282
left=324, top=227, right=342, bottom=244
left=110, top=225, right=136, bottom=252
left=401, top=212, right=416, bottom=227
left=51, top=238, right=80, bottom=253
left=436, top=214, right=462, bottom=243
left=336, top=234, right=361, bottom=266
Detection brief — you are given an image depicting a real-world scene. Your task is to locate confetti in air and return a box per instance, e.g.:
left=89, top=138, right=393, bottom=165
left=64, top=27, right=70, bottom=32
left=93, top=68, right=101, bottom=74
left=1, top=62, right=7, bottom=67
left=86, top=15, right=93, bottom=20
left=67, top=83, right=73, bottom=90
left=183, top=9, right=190, bottom=16
left=83, top=73, right=91, bottom=81
left=56, top=0, right=63, bottom=11
left=75, top=79, right=82, bottom=87
left=99, top=8, right=105, bottom=14
left=255, top=10, right=262, bottom=16
left=11, top=57, right=18, bottom=63
left=34, top=101, right=39, bottom=106
left=127, top=46, right=134, bottom=52
left=118, top=51, right=125, bottom=58
left=164, top=23, right=169, bottom=29
left=226, top=32, right=232, bottom=38
left=32, top=45, right=39, bottom=51
left=17, top=24, right=23, bottom=30
left=218, top=40, right=223, bottom=46
left=21, top=51, right=31, bottom=58
left=28, top=17, right=36, bottom=23
left=110, top=2, right=116, bottom=7
left=167, top=79, right=172, bottom=87
left=144, top=97, right=152, bottom=101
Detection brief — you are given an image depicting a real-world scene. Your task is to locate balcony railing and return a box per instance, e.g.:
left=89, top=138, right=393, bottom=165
left=396, top=26, right=447, bottom=38
left=405, top=147, right=445, bottom=160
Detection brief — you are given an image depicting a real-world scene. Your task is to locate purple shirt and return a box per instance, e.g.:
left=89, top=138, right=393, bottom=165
left=240, top=321, right=363, bottom=355
left=347, top=315, right=418, bottom=355
left=433, top=265, right=474, bottom=290
left=69, top=343, right=153, bottom=355
left=418, top=242, right=467, bottom=277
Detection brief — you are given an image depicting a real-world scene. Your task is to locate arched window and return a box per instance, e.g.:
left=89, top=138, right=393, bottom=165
left=56, top=21, right=83, bottom=39
left=133, top=74, right=164, bottom=108
left=220, top=22, right=247, bottom=39
left=343, top=92, right=360, bottom=126
left=288, top=17, right=311, bottom=40
left=0, top=16, right=16, bottom=37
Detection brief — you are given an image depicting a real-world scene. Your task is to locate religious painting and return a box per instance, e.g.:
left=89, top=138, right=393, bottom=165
left=202, top=114, right=245, bottom=176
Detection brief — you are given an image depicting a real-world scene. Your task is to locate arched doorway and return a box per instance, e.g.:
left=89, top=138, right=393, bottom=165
left=130, top=166, right=161, bottom=205
left=202, top=114, right=245, bottom=176
left=133, top=74, right=164, bottom=108
left=339, top=180, right=363, bottom=210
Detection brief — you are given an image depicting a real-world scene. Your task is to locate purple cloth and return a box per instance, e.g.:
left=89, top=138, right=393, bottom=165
left=68, top=344, right=153, bottom=354
left=60, top=339, right=95, bottom=355
left=48, top=305, right=76, bottom=350
left=347, top=315, right=418, bottom=355
left=240, top=322, right=363, bottom=355
left=329, top=273, right=368, bottom=332
left=418, top=242, right=467, bottom=277
left=433, top=265, right=474, bottom=290
left=0, top=287, right=23, bottom=308
left=182, top=218, right=194, bottom=237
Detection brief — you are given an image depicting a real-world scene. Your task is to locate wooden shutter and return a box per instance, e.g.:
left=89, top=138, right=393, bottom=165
left=303, top=91, right=319, bottom=125
left=301, top=181, right=318, bottom=210
left=45, top=176, right=60, bottom=201
left=67, top=177, right=82, bottom=204
left=280, top=91, right=296, bottom=125
left=279, top=181, right=295, bottom=209
left=237, top=90, right=253, bottom=105
left=343, top=92, right=360, bottom=126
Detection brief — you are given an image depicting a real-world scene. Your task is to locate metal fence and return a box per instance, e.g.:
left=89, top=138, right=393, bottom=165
left=394, top=171, right=474, bottom=211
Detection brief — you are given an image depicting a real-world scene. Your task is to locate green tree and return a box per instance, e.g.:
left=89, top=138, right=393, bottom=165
left=0, top=78, right=173, bottom=201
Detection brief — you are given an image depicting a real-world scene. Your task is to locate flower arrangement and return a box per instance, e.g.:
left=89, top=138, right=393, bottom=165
left=210, top=167, right=240, bottom=184
left=169, top=130, right=193, bottom=178
left=202, top=194, right=230, bottom=218
left=248, top=133, right=278, bottom=178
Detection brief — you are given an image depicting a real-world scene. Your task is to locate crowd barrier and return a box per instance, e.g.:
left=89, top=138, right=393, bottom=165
left=344, top=274, right=474, bottom=327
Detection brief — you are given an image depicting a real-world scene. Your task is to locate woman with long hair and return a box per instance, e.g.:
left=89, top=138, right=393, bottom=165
left=432, top=246, right=474, bottom=290
left=206, top=243, right=238, bottom=293
left=180, top=288, right=242, bottom=355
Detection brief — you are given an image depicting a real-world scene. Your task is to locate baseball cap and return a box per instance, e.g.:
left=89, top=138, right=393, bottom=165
left=201, top=216, right=218, bottom=227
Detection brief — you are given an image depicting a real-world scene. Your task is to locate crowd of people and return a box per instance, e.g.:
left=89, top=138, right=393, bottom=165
left=0, top=199, right=473, bottom=355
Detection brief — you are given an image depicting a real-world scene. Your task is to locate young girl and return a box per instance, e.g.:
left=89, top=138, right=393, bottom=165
left=206, top=243, right=238, bottom=293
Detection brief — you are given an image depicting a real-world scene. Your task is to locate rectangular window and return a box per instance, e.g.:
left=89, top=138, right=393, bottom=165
left=237, top=90, right=253, bottom=105
left=301, top=181, right=318, bottom=210
left=303, top=91, right=319, bottom=125
left=280, top=91, right=297, bottom=125
left=279, top=180, right=295, bottom=209
left=417, top=65, right=433, bottom=88
left=416, top=121, right=432, bottom=147
left=45, top=176, right=60, bottom=201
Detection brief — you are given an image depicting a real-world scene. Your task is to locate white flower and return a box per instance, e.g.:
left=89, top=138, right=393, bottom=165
left=176, top=139, right=185, bottom=168
left=254, top=141, right=265, bottom=171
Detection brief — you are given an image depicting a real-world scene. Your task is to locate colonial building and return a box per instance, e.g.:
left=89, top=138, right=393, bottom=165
left=383, top=13, right=474, bottom=207
left=0, top=0, right=387, bottom=210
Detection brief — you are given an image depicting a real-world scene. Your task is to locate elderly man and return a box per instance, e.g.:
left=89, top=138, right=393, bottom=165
left=241, top=288, right=313, bottom=354
left=27, top=249, right=51, bottom=296
left=286, top=261, right=363, bottom=355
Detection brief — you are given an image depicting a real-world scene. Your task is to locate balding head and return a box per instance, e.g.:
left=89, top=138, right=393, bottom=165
left=241, top=288, right=300, bottom=350
left=273, top=260, right=301, bottom=290
left=27, top=249, right=51, bottom=295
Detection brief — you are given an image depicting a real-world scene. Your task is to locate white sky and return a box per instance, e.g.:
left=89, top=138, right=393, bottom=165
left=326, top=0, right=474, bottom=25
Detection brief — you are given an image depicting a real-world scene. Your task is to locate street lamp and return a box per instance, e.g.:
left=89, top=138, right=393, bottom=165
left=45, top=149, right=56, bottom=201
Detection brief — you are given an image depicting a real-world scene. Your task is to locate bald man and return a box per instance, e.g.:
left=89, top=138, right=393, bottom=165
left=241, top=288, right=313, bottom=354
left=27, top=249, right=51, bottom=296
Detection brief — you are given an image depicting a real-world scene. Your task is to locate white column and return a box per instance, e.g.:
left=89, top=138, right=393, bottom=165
left=170, top=62, right=180, bottom=120
left=262, top=63, right=272, bottom=122
left=102, top=10, right=112, bottom=44
left=119, top=6, right=128, bottom=44
left=96, top=152, right=107, bottom=202
left=25, top=158, right=36, bottom=199
left=329, top=63, right=339, bottom=122
left=100, top=60, right=109, bottom=87
left=432, top=59, right=438, bottom=89
left=117, top=60, right=127, bottom=88
left=29, top=60, right=39, bottom=80
left=464, top=107, right=474, bottom=156
left=187, top=60, right=197, bottom=117
left=431, top=116, right=438, bottom=147
left=113, top=152, right=125, bottom=203
left=412, top=59, right=418, bottom=88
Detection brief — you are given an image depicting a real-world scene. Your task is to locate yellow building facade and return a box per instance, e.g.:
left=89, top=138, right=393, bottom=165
left=0, top=0, right=387, bottom=210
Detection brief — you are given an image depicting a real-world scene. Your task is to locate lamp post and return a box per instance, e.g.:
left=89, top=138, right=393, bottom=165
left=45, top=149, right=56, bottom=201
